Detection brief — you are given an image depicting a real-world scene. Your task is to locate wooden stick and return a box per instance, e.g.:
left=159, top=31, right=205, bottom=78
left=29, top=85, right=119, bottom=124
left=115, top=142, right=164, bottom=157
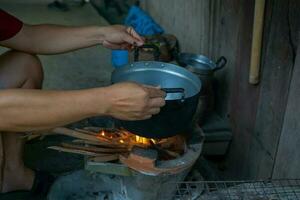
left=72, top=139, right=128, bottom=149
left=22, top=133, right=41, bottom=141
left=88, top=155, right=119, bottom=162
left=249, top=0, right=266, bottom=84
left=61, top=143, right=128, bottom=153
left=74, top=128, right=98, bottom=136
left=52, top=127, right=101, bottom=142
left=48, top=146, right=101, bottom=156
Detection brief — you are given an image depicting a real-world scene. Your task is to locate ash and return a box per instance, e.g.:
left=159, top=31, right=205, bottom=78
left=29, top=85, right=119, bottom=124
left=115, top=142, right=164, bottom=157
left=48, top=170, right=127, bottom=200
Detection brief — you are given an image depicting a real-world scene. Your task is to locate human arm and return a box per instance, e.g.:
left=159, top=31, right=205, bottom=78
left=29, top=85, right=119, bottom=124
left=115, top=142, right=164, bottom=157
left=0, top=82, right=165, bottom=132
left=0, top=24, right=144, bottom=54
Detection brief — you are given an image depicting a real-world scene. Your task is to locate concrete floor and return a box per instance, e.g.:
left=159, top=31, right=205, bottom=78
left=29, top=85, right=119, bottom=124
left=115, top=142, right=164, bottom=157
left=1, top=2, right=113, bottom=90
left=0, top=2, right=114, bottom=199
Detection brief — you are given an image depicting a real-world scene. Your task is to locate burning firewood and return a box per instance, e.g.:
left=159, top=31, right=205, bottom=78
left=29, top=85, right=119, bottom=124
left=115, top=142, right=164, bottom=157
left=52, top=127, right=101, bottom=142
left=72, top=139, right=128, bottom=149
left=74, top=128, right=99, bottom=136
left=48, top=146, right=106, bottom=157
left=43, top=127, right=186, bottom=163
left=61, top=143, right=129, bottom=153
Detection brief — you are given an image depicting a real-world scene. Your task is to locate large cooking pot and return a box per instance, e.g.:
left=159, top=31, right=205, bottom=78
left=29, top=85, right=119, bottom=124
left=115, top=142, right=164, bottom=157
left=111, top=46, right=201, bottom=138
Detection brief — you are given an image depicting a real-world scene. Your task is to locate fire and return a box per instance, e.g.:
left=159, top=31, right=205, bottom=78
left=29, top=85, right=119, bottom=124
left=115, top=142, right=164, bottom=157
left=134, top=135, right=156, bottom=145
left=101, top=130, right=105, bottom=136
left=97, top=129, right=158, bottom=146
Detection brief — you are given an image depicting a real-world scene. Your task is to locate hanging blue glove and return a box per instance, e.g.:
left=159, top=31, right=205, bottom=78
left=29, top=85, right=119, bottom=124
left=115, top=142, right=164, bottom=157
left=125, top=5, right=164, bottom=36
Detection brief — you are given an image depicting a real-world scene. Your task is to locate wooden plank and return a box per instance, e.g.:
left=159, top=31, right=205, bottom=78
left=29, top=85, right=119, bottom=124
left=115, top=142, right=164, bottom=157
left=247, top=0, right=297, bottom=179
left=223, top=0, right=260, bottom=179
left=272, top=36, right=300, bottom=178
left=0, top=134, right=3, bottom=191
left=210, top=0, right=241, bottom=116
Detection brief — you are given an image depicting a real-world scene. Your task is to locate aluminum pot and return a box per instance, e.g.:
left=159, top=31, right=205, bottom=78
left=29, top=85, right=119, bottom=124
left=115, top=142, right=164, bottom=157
left=111, top=60, right=201, bottom=139
left=177, top=53, right=227, bottom=75
left=177, top=53, right=227, bottom=125
left=177, top=53, right=226, bottom=93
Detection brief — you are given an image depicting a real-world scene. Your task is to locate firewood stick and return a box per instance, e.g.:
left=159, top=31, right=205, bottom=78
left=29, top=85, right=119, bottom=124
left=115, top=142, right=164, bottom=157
left=88, top=154, right=119, bottom=162
left=48, top=146, right=104, bottom=156
left=74, top=128, right=98, bottom=136
left=84, top=127, right=117, bottom=133
left=22, top=133, right=41, bottom=141
left=83, top=127, right=102, bottom=132
left=72, top=139, right=129, bottom=149
left=52, top=127, right=101, bottom=142
left=61, top=143, right=129, bottom=153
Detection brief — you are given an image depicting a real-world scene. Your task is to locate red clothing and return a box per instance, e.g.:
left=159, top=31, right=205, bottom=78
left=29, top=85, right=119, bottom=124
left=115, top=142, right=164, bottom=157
left=0, top=9, right=23, bottom=41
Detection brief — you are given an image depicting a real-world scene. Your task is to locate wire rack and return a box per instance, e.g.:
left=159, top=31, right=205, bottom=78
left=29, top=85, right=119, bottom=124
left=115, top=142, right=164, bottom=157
left=173, top=179, right=300, bottom=200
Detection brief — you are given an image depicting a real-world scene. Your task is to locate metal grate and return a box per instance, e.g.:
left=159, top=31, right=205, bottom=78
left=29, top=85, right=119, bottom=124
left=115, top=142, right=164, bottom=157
left=173, top=179, right=300, bottom=200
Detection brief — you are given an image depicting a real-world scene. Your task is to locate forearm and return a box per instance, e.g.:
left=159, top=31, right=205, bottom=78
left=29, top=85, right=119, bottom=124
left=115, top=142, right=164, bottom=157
left=0, top=24, right=107, bottom=54
left=0, top=88, right=108, bottom=132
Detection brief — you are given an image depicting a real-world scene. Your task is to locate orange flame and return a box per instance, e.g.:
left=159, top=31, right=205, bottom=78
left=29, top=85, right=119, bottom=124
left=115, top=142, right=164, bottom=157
left=97, top=129, right=158, bottom=146
left=101, top=130, right=105, bottom=136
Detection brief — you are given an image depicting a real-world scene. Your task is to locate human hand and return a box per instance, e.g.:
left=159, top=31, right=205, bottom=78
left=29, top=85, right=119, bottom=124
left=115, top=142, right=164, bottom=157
left=103, top=82, right=166, bottom=120
left=101, top=25, right=144, bottom=50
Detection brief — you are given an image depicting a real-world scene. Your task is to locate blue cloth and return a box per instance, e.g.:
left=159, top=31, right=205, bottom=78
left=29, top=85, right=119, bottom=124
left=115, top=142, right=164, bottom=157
left=111, top=50, right=128, bottom=68
left=125, top=5, right=164, bottom=36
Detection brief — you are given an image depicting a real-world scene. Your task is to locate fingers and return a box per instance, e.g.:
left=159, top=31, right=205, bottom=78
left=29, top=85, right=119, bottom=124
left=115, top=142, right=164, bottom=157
left=147, top=108, right=161, bottom=115
left=145, top=87, right=166, bottom=98
left=142, top=84, right=161, bottom=89
left=122, top=34, right=142, bottom=47
left=140, top=115, right=152, bottom=120
left=102, top=40, right=122, bottom=50
left=148, top=97, right=165, bottom=107
left=126, top=26, right=145, bottom=46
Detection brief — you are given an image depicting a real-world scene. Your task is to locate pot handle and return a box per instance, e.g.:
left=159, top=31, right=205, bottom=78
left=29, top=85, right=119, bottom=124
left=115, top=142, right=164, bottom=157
left=161, top=88, right=185, bottom=102
left=214, top=56, right=227, bottom=71
left=134, top=44, right=160, bottom=62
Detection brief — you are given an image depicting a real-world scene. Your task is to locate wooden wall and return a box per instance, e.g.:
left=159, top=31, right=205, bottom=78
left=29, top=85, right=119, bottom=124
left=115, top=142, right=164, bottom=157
left=141, top=0, right=300, bottom=179
left=141, top=0, right=238, bottom=118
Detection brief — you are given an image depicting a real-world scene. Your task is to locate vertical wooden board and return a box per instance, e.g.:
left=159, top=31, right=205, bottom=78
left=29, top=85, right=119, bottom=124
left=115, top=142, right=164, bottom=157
left=212, top=0, right=242, bottom=117
left=0, top=134, right=3, bottom=190
left=224, top=0, right=261, bottom=179
left=289, top=0, right=300, bottom=53
left=272, top=37, right=300, bottom=178
left=248, top=0, right=296, bottom=179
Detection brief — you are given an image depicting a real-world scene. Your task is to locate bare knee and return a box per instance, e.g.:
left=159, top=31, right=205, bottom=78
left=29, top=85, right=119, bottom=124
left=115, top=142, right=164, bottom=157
left=14, top=51, right=43, bottom=88
left=2, top=51, right=44, bottom=89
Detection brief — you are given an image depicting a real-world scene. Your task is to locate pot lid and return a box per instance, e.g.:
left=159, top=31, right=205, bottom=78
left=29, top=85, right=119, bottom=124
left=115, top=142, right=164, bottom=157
left=111, top=61, right=201, bottom=100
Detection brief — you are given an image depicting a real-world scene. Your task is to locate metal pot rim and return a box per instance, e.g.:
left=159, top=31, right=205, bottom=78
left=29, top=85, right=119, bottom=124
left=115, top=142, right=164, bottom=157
left=111, top=61, right=202, bottom=99
left=178, top=53, right=216, bottom=72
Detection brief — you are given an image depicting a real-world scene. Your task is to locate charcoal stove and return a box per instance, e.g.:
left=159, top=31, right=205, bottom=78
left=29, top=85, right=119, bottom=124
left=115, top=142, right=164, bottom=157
left=48, top=125, right=204, bottom=200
